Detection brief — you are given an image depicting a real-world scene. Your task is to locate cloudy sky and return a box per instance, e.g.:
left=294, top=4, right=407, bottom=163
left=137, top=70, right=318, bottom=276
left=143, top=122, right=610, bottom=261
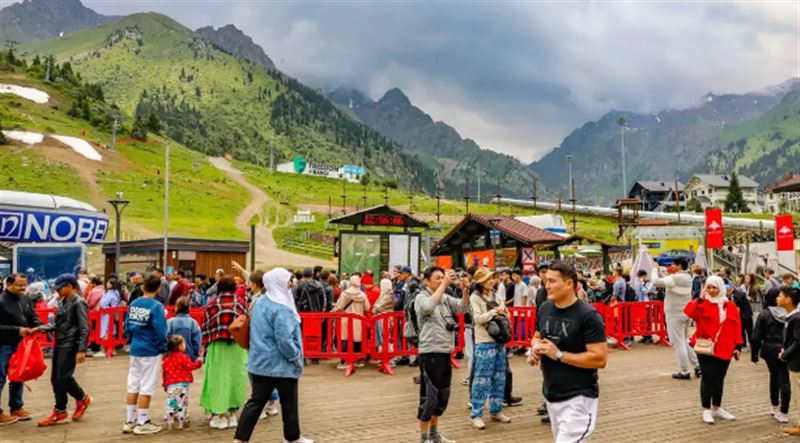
left=77, top=0, right=798, bottom=162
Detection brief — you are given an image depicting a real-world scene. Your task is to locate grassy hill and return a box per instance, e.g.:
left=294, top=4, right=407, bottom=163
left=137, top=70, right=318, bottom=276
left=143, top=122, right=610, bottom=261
left=19, top=13, right=437, bottom=192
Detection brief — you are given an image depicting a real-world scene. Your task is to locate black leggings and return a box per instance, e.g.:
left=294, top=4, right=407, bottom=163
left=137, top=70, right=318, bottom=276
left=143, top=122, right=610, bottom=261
left=697, top=354, right=731, bottom=409
left=763, top=350, right=791, bottom=414
left=741, top=317, right=753, bottom=348
left=235, top=374, right=300, bottom=442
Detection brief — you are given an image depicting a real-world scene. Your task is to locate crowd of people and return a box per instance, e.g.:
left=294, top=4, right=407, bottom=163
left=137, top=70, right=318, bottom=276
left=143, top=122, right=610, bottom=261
left=0, top=257, right=799, bottom=442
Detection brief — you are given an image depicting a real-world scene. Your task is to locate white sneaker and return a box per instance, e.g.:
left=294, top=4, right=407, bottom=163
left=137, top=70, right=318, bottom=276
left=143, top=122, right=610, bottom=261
left=133, top=421, right=163, bottom=435
left=712, top=408, right=735, bottom=421
left=284, top=436, right=315, bottom=443
left=702, top=409, right=715, bottom=424
left=209, top=415, right=227, bottom=429
left=259, top=410, right=267, bottom=420
left=336, top=362, right=347, bottom=370
left=265, top=401, right=280, bottom=416
left=774, top=411, right=789, bottom=423
left=227, top=414, right=238, bottom=428
left=469, top=416, right=486, bottom=429
left=121, top=422, right=136, bottom=433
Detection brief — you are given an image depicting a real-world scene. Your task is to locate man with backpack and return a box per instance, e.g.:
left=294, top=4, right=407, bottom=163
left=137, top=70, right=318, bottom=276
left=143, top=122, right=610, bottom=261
left=293, top=268, right=328, bottom=313
left=0, top=273, right=41, bottom=425
left=412, top=267, right=470, bottom=443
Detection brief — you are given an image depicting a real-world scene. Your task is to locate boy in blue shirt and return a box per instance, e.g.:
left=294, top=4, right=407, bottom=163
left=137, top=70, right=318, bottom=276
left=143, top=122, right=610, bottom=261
left=123, top=275, right=167, bottom=435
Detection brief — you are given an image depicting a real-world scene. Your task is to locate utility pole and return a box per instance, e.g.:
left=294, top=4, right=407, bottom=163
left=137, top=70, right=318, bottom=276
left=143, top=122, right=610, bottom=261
left=531, top=176, right=538, bottom=209
left=269, top=128, right=274, bottom=171
left=464, top=177, right=471, bottom=215
left=477, top=168, right=481, bottom=203
left=567, top=155, right=576, bottom=233
left=382, top=184, right=389, bottom=206
left=495, top=177, right=502, bottom=215
left=109, top=115, right=119, bottom=151
left=341, top=178, right=347, bottom=215
left=407, top=188, right=414, bottom=215
left=327, top=195, right=332, bottom=219
left=362, top=180, right=368, bottom=208
left=163, top=143, right=170, bottom=271
left=435, top=178, right=443, bottom=224
left=674, top=179, right=682, bottom=223
left=618, top=117, right=627, bottom=197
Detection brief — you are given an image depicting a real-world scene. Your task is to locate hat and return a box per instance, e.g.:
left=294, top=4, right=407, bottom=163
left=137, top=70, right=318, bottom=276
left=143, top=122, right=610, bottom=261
left=54, top=274, right=78, bottom=290
left=400, top=266, right=413, bottom=274
left=362, top=274, right=374, bottom=285
left=536, top=261, right=550, bottom=272
left=473, top=267, right=495, bottom=284
left=302, top=268, right=313, bottom=278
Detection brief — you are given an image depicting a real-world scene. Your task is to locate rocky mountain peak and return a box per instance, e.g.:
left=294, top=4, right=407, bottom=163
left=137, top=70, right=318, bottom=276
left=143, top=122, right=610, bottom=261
left=195, top=24, right=276, bottom=70
left=379, top=87, right=411, bottom=106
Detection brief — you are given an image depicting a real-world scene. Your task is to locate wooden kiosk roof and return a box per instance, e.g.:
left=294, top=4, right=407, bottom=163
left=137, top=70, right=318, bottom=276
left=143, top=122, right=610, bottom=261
left=431, top=213, right=564, bottom=256
left=102, top=237, right=250, bottom=255
left=327, top=204, right=430, bottom=229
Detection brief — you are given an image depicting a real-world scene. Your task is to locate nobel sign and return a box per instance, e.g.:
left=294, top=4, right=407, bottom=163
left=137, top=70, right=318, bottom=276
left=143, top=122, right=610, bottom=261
left=0, top=209, right=109, bottom=244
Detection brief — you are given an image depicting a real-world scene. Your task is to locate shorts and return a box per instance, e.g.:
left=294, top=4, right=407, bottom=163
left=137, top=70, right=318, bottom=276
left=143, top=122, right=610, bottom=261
left=546, top=395, right=599, bottom=443
left=127, top=355, right=162, bottom=396
left=417, top=353, right=452, bottom=421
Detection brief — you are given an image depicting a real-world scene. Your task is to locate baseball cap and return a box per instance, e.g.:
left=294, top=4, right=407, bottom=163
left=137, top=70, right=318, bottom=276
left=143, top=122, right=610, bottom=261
left=536, top=261, right=551, bottom=272
left=54, top=274, right=79, bottom=290
left=400, top=266, right=412, bottom=274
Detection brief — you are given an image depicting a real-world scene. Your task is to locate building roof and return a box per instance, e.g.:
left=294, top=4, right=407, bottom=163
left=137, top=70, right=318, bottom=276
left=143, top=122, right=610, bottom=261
left=630, top=181, right=684, bottom=193
left=431, top=213, right=564, bottom=256
left=689, top=174, right=759, bottom=188
left=765, top=174, right=800, bottom=193
left=327, top=204, right=430, bottom=229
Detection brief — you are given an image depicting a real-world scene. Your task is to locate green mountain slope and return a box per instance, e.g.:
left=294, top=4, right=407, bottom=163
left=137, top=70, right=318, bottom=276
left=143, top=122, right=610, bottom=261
left=706, top=90, right=800, bottom=184
left=19, top=13, right=436, bottom=191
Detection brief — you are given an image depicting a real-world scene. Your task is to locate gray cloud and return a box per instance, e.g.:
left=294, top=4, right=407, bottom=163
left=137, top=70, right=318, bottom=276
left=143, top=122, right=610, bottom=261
left=78, top=1, right=798, bottom=162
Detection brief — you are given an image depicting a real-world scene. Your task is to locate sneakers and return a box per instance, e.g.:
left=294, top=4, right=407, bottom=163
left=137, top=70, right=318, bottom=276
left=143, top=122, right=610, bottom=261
left=9, top=408, right=31, bottom=421
left=694, top=366, right=702, bottom=378
left=432, top=432, right=456, bottom=443
left=702, top=409, right=715, bottom=424
left=284, top=437, right=315, bottom=443
left=540, top=416, right=551, bottom=425
left=536, top=404, right=548, bottom=416
left=122, top=422, right=136, bottom=433
left=37, top=409, right=69, bottom=427
left=469, top=417, right=486, bottom=429
left=265, top=400, right=280, bottom=416
left=0, top=413, right=19, bottom=426
left=503, top=396, right=522, bottom=407
left=133, top=421, right=163, bottom=435
left=209, top=414, right=228, bottom=429
left=671, top=372, right=691, bottom=380
left=355, top=360, right=365, bottom=368
left=72, top=394, right=92, bottom=421
left=227, top=413, right=238, bottom=428
left=335, top=361, right=348, bottom=370
left=773, top=411, right=789, bottom=423
left=712, top=408, right=735, bottom=421
left=490, top=412, right=511, bottom=423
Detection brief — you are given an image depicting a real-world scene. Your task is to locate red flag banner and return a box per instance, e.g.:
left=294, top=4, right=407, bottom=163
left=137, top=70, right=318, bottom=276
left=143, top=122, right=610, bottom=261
left=705, top=208, right=724, bottom=249
left=775, top=214, right=795, bottom=251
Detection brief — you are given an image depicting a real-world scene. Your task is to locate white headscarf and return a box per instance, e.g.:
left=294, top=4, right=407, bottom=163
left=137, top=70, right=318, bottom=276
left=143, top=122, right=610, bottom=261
left=704, top=275, right=728, bottom=322
left=263, top=268, right=300, bottom=322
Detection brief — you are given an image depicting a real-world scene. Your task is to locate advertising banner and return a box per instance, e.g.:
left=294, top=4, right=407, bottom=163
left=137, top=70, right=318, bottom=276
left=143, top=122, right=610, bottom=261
left=705, top=208, right=724, bottom=249
left=775, top=214, right=795, bottom=251
left=0, top=209, right=108, bottom=244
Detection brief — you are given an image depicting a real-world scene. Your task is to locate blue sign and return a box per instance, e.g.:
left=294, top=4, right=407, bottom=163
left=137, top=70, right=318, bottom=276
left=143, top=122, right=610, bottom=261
left=490, top=230, right=501, bottom=238
left=0, top=209, right=108, bottom=244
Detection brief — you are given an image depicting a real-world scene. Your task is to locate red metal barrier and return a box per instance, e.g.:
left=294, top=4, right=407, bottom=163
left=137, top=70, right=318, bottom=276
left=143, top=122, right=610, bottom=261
left=367, top=312, right=417, bottom=375
left=299, top=312, right=368, bottom=377
left=507, top=307, right=537, bottom=348
left=606, top=302, right=668, bottom=350
left=91, top=307, right=128, bottom=357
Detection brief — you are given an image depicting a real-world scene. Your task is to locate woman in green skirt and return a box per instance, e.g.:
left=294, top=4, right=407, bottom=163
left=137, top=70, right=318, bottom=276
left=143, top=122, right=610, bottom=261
left=199, top=277, right=249, bottom=429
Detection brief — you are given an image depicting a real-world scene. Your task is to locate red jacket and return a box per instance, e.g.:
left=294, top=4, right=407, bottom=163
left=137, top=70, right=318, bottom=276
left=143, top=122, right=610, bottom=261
left=169, top=279, right=193, bottom=305
left=162, top=351, right=202, bottom=389
left=365, top=285, right=381, bottom=307
left=684, top=298, right=743, bottom=361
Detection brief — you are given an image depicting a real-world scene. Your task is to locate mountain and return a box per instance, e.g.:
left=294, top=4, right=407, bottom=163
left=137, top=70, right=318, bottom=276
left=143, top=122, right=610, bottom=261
left=327, top=86, right=536, bottom=200
left=705, top=86, right=800, bottom=185
left=18, top=12, right=437, bottom=191
left=195, top=24, right=276, bottom=71
left=528, top=79, right=797, bottom=205
left=0, top=0, right=119, bottom=43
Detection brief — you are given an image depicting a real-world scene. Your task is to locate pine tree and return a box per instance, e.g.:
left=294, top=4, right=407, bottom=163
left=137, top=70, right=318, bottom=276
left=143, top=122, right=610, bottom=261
left=146, top=113, right=162, bottom=134
left=131, top=114, right=148, bottom=140
left=723, top=171, right=749, bottom=213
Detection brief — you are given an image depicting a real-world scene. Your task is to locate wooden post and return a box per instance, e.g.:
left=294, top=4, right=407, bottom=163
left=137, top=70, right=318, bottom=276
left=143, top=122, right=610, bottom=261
left=249, top=223, right=256, bottom=271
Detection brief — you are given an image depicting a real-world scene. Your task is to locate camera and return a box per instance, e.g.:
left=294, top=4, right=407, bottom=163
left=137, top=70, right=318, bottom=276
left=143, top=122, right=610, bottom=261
left=444, top=315, right=460, bottom=332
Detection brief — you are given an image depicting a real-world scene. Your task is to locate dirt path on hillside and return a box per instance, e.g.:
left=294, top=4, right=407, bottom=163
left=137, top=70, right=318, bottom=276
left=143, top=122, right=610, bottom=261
left=208, top=157, right=334, bottom=269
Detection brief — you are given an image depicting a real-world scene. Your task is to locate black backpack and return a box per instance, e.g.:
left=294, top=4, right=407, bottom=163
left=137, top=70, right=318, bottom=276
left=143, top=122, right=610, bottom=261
left=624, top=283, right=637, bottom=302
left=479, top=295, right=512, bottom=344
left=403, top=286, right=422, bottom=346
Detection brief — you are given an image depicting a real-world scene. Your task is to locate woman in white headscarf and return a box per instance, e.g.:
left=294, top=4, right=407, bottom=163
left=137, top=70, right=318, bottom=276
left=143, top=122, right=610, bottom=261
left=684, top=275, right=743, bottom=425
left=331, top=275, right=371, bottom=369
left=233, top=268, right=314, bottom=443
left=372, top=278, right=396, bottom=355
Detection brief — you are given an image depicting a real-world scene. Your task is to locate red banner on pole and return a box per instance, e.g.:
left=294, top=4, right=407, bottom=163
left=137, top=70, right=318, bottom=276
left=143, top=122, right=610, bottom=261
left=775, top=214, right=795, bottom=251
left=705, top=208, right=724, bottom=249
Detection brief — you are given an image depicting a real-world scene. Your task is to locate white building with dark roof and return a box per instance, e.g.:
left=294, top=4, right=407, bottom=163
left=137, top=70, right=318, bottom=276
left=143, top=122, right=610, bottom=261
left=684, top=174, right=760, bottom=212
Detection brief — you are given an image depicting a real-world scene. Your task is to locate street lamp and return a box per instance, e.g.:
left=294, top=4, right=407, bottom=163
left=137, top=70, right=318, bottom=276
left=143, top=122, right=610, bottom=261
left=108, top=192, right=130, bottom=276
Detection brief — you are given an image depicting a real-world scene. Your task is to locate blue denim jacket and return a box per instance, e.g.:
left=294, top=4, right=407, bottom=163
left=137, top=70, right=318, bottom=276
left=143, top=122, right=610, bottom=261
left=248, top=297, right=303, bottom=379
left=167, top=314, right=202, bottom=361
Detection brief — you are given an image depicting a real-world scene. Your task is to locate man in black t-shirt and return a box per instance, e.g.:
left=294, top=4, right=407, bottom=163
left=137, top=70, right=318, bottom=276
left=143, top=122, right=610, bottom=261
left=529, top=262, right=607, bottom=442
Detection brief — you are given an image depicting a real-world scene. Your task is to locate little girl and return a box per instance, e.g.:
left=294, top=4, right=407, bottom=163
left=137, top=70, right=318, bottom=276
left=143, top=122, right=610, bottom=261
left=162, top=335, right=203, bottom=429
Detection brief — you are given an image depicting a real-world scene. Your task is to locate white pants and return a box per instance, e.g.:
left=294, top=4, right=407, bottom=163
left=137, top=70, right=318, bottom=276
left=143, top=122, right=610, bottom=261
left=127, top=355, right=162, bottom=396
left=546, top=395, right=598, bottom=443
left=666, top=314, right=698, bottom=373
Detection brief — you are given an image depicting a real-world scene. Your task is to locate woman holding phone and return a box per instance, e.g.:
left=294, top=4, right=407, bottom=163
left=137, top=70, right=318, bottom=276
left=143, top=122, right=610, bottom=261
left=683, top=275, right=743, bottom=424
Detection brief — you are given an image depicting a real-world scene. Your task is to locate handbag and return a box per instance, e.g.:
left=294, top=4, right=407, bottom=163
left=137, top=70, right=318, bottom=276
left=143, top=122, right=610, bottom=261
left=479, top=295, right=512, bottom=344
left=8, top=335, right=48, bottom=382
left=693, top=325, right=722, bottom=356
left=229, top=314, right=250, bottom=350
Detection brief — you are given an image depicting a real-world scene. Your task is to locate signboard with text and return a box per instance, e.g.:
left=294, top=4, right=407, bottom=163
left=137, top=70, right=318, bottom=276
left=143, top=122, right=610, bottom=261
left=0, top=209, right=108, bottom=244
